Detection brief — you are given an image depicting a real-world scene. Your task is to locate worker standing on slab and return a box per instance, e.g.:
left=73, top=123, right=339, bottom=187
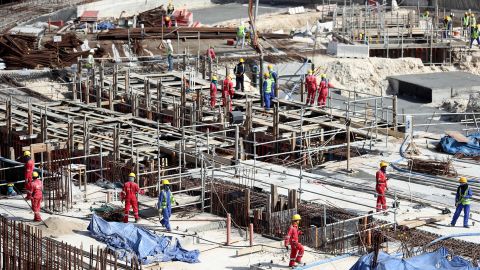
left=470, top=13, right=477, bottom=35
left=450, top=177, right=472, bottom=228
left=284, top=214, right=304, bottom=268
left=158, top=179, right=178, bottom=231
left=166, top=39, right=174, bottom=71
left=31, top=172, right=43, bottom=222
left=470, top=25, right=480, bottom=48
left=206, top=45, right=216, bottom=61
left=222, top=74, right=234, bottom=112
left=210, top=76, right=218, bottom=108
left=463, top=12, right=470, bottom=38
left=167, top=1, right=174, bottom=15
left=86, top=49, right=95, bottom=71
left=121, top=173, right=141, bottom=223
left=235, top=21, right=246, bottom=49
left=234, top=58, right=245, bottom=92
left=443, top=15, right=452, bottom=38
left=268, top=64, right=278, bottom=96
left=318, top=74, right=333, bottom=107
left=305, top=70, right=317, bottom=106
left=23, top=150, right=34, bottom=199
left=376, top=162, right=389, bottom=213
left=262, top=72, right=275, bottom=111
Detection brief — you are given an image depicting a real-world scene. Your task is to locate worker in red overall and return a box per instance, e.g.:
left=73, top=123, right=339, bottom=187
left=284, top=214, right=304, bottom=268
left=164, top=16, right=173, bottom=27
left=210, top=75, right=218, bottom=108
left=121, top=173, right=141, bottom=223
left=305, top=70, right=317, bottom=106
left=222, top=74, right=234, bottom=112
left=31, top=171, right=43, bottom=222
left=376, top=161, right=389, bottom=212
left=23, top=150, right=34, bottom=199
left=206, top=45, right=216, bottom=61
left=318, top=74, right=333, bottom=107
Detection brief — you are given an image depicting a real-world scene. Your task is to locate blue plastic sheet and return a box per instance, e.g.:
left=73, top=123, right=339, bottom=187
left=440, top=133, right=480, bottom=156
left=97, top=21, right=115, bottom=30
left=350, top=248, right=479, bottom=270
left=87, top=214, right=200, bottom=265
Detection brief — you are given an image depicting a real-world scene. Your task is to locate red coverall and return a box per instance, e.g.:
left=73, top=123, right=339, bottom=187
left=122, top=181, right=140, bottom=223
left=210, top=82, right=217, bottom=108
left=305, top=75, right=317, bottom=105
left=222, top=78, right=234, bottom=112
left=284, top=223, right=304, bottom=267
left=24, top=158, right=34, bottom=199
left=206, top=48, right=216, bottom=60
left=318, top=80, right=333, bottom=107
left=376, top=169, right=388, bottom=211
left=31, top=178, right=43, bottom=221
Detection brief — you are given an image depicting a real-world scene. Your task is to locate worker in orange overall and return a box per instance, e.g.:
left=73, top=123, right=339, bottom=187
left=376, top=161, right=389, bottom=213
left=284, top=214, right=304, bottom=268
left=121, top=173, right=141, bottom=223
left=305, top=70, right=317, bottom=106
left=210, top=75, right=218, bottom=108
left=222, top=74, right=234, bottom=112
left=31, top=171, right=43, bottom=222
left=23, top=150, right=34, bottom=199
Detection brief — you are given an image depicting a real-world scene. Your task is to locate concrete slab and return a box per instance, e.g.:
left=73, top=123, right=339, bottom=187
left=388, top=72, right=480, bottom=103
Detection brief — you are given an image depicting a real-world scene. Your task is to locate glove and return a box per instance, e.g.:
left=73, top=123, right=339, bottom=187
left=175, top=201, right=179, bottom=206
left=285, top=245, right=289, bottom=251
left=298, top=230, right=303, bottom=235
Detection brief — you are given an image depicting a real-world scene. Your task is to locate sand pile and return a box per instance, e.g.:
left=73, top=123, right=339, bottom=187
left=36, top=216, right=87, bottom=237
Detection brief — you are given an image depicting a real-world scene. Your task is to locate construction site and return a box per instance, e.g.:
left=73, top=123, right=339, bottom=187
left=2, top=0, right=480, bottom=269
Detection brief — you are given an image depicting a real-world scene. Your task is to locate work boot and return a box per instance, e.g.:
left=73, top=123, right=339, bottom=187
left=464, top=225, right=470, bottom=228
left=135, top=218, right=141, bottom=223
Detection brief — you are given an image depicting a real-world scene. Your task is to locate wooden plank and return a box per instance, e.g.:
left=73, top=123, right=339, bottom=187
left=445, top=130, right=469, bottom=143
left=398, top=215, right=448, bottom=229
left=235, top=245, right=263, bottom=257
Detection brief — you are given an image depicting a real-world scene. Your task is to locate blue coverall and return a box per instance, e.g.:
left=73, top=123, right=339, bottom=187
left=262, top=78, right=275, bottom=110
left=158, top=187, right=176, bottom=231
left=451, top=183, right=472, bottom=227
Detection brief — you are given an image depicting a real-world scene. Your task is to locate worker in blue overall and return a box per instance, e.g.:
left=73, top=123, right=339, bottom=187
left=450, top=177, right=473, bottom=228
left=158, top=179, right=178, bottom=231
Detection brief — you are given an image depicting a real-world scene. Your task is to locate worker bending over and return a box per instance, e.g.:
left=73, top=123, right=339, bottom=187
left=121, top=173, right=141, bottom=223
left=158, top=179, right=178, bottom=231
left=222, top=74, right=234, bottom=112
left=284, top=214, right=304, bottom=268
left=451, top=177, right=472, bottom=228
left=376, top=162, right=389, bottom=213
left=262, top=72, right=275, bottom=111
left=31, top=172, right=43, bottom=222
left=210, top=76, right=218, bottom=108
left=23, top=150, right=34, bottom=199
left=305, top=70, right=317, bottom=106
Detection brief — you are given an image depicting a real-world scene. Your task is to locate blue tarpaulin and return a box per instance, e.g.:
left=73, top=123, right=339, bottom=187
left=87, top=214, right=200, bottom=265
left=350, top=248, right=479, bottom=270
left=97, top=21, right=115, bottom=30
left=440, top=133, right=480, bottom=156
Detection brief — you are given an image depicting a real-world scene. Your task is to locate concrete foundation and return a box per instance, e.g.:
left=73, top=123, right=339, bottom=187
left=388, top=72, right=480, bottom=103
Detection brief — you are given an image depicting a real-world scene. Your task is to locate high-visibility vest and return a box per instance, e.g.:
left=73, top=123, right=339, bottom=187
left=160, top=190, right=175, bottom=209
left=264, top=79, right=273, bottom=93
left=464, top=16, right=470, bottom=26
left=167, top=45, right=173, bottom=56
left=460, top=188, right=472, bottom=205
left=237, top=25, right=246, bottom=37
left=472, top=29, right=479, bottom=39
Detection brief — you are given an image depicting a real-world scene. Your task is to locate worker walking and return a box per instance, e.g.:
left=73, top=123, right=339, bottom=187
left=210, top=76, right=218, bottom=108
left=376, top=162, right=389, bottom=213
left=234, top=58, right=246, bottom=92
left=166, top=39, right=174, bottom=71
left=450, top=177, right=472, bottom=228
left=470, top=25, right=480, bottom=48
left=305, top=70, right=317, bottom=106
left=318, top=74, right=333, bottom=107
left=23, top=150, right=34, bottom=199
left=121, top=173, right=141, bottom=223
left=235, top=21, right=246, bottom=49
left=31, top=172, right=43, bottom=222
left=284, top=214, right=304, bottom=268
left=222, top=74, right=234, bottom=112
left=158, top=179, right=178, bottom=231
left=262, top=72, right=275, bottom=111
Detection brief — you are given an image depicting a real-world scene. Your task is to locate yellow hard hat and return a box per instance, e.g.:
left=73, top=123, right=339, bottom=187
left=263, top=72, right=270, bottom=78
left=465, top=12, right=469, bottom=15
left=307, top=70, right=313, bottom=74
left=320, top=73, right=326, bottom=78
left=268, top=64, right=273, bottom=69
left=472, top=13, right=475, bottom=16
left=128, top=172, right=136, bottom=178
left=380, top=161, right=388, bottom=168
left=24, top=150, right=31, bottom=156
left=165, top=16, right=171, bottom=21
left=477, top=24, right=480, bottom=28
left=212, top=75, right=217, bottom=81
left=227, top=74, right=232, bottom=79
left=239, top=58, right=245, bottom=63
left=162, top=179, right=170, bottom=185
left=292, top=214, right=301, bottom=221
left=32, top=171, right=39, bottom=178
left=459, top=177, right=468, bottom=183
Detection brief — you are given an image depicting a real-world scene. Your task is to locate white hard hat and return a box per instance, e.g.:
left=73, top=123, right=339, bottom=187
left=89, top=49, right=95, bottom=53
left=166, top=39, right=171, bottom=43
